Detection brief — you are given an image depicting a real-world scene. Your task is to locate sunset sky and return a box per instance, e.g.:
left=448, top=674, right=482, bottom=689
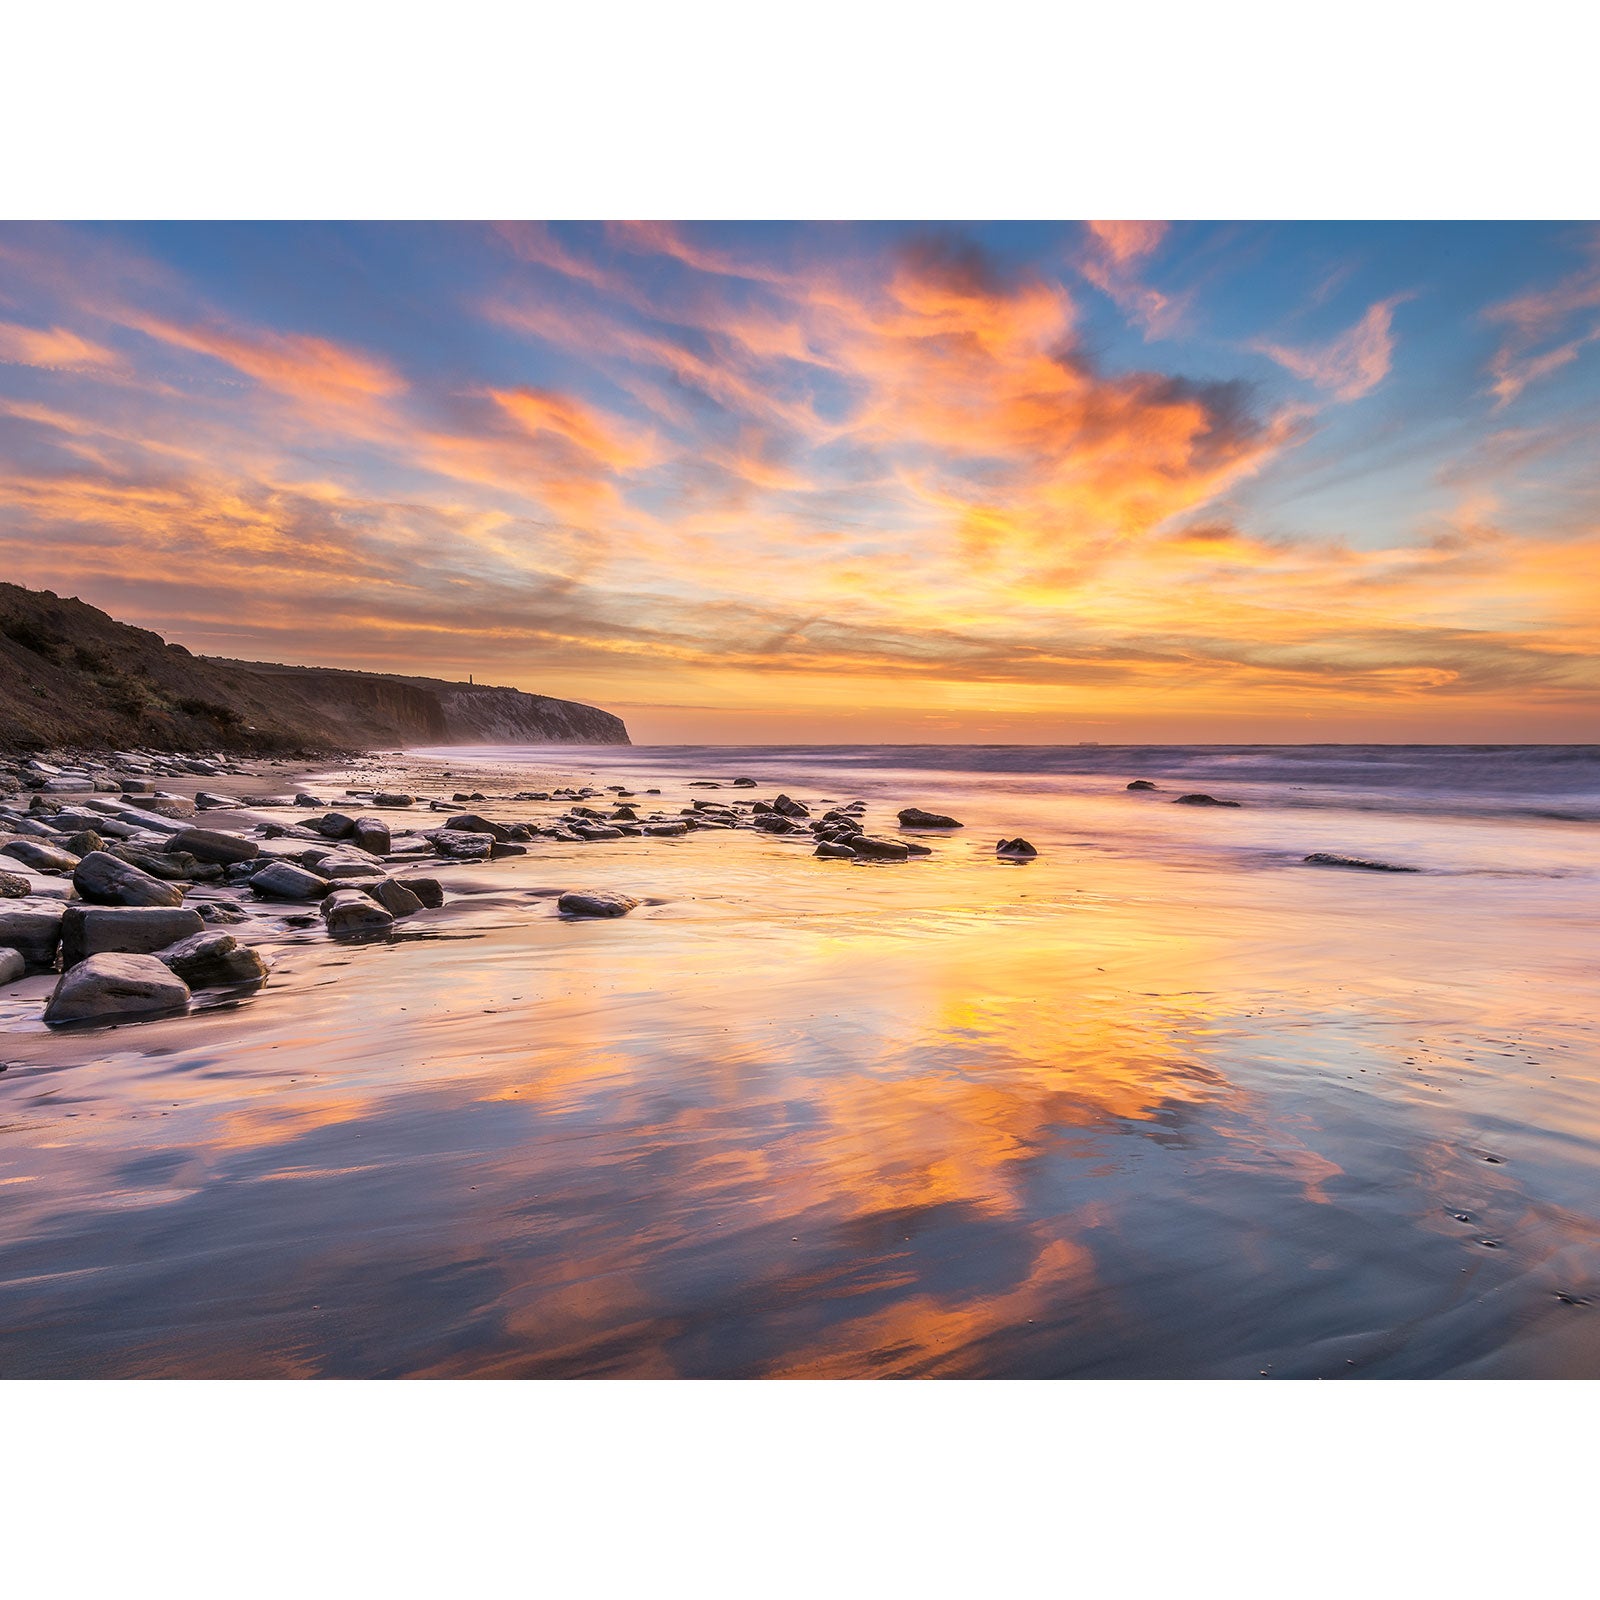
left=1, top=220, right=1597, bottom=742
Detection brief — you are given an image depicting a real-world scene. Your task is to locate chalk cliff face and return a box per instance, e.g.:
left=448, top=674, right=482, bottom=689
left=429, top=684, right=630, bottom=745
left=0, top=583, right=630, bottom=752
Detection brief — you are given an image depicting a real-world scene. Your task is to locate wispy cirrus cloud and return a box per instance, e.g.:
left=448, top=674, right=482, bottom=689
left=1256, top=294, right=1410, bottom=402
left=1077, top=220, right=1188, bottom=338
left=1483, top=233, right=1600, bottom=406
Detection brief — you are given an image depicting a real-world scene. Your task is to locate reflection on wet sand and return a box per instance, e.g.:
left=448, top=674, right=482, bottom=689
left=2, top=752, right=1598, bottom=1377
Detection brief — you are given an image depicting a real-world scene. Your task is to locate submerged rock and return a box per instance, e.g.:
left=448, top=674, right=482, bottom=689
left=996, top=838, right=1038, bottom=857
left=73, top=851, right=186, bottom=907
left=897, top=807, right=962, bottom=829
left=849, top=835, right=911, bottom=861
left=1174, top=793, right=1241, bottom=808
left=557, top=890, right=639, bottom=918
left=43, top=952, right=190, bottom=1025
left=61, top=905, right=204, bottom=967
left=157, top=930, right=269, bottom=987
left=1303, top=852, right=1419, bottom=873
left=1126, top=780, right=1157, bottom=791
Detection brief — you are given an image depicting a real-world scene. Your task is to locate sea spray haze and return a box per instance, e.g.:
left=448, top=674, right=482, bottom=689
left=1, top=742, right=1596, bottom=1377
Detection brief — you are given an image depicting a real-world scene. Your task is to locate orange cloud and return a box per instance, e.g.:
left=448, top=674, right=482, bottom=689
left=1483, top=234, right=1600, bottom=406
left=1256, top=295, right=1409, bottom=401
left=1078, top=220, right=1185, bottom=337
left=0, top=320, right=119, bottom=371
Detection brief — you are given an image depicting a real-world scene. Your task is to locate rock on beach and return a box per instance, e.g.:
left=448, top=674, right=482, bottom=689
left=898, top=807, right=962, bottom=828
left=60, top=904, right=204, bottom=967
left=557, top=891, right=639, bottom=918
left=43, top=952, right=191, bottom=1025
left=73, top=851, right=186, bottom=907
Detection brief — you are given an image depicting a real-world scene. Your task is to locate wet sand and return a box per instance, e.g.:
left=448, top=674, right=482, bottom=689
left=2, top=745, right=1598, bottom=1377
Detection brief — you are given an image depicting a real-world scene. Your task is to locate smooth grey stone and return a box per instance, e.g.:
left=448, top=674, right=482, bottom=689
left=557, top=891, right=639, bottom=918
left=0, top=907, right=63, bottom=968
left=368, top=879, right=424, bottom=917
left=427, top=829, right=495, bottom=858
left=250, top=861, right=331, bottom=900
left=73, top=851, right=185, bottom=907
left=321, top=889, right=394, bottom=938
left=0, top=947, right=24, bottom=987
left=61, top=905, right=204, bottom=967
left=43, top=952, right=191, bottom=1025
left=168, top=827, right=260, bottom=865
left=847, top=835, right=911, bottom=861
left=1, top=839, right=80, bottom=873
left=898, top=807, right=962, bottom=829
left=156, top=930, right=268, bottom=987
left=351, top=817, right=390, bottom=855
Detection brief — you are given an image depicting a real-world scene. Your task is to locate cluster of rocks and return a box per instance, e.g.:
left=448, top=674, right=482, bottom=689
left=1, top=749, right=254, bottom=800
left=3, top=751, right=1048, bottom=1025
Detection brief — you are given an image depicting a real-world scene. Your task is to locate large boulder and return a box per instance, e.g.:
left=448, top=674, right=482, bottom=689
left=307, top=812, right=356, bottom=839
left=42, top=952, right=191, bottom=1025
left=1126, top=780, right=1157, bottom=791
left=321, top=889, right=394, bottom=938
left=156, top=930, right=268, bottom=987
left=814, top=841, right=857, bottom=859
left=73, top=851, right=185, bottom=907
left=351, top=817, right=391, bottom=855
left=373, top=792, right=415, bottom=808
left=428, top=829, right=495, bottom=859
left=772, top=794, right=810, bottom=819
left=848, top=835, right=911, bottom=861
left=0, top=947, right=24, bottom=987
left=60, top=905, right=204, bottom=967
left=0, top=870, right=30, bottom=898
left=368, top=879, right=424, bottom=917
left=168, top=827, right=260, bottom=865
left=444, top=812, right=515, bottom=842
left=1, top=839, right=81, bottom=874
left=395, top=876, right=443, bottom=909
left=0, top=907, right=65, bottom=969
left=557, top=891, right=639, bottom=918
left=250, top=860, right=332, bottom=900
left=897, top=807, right=962, bottom=829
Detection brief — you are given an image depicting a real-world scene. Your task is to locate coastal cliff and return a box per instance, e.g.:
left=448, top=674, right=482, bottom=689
left=0, top=583, right=629, bottom=752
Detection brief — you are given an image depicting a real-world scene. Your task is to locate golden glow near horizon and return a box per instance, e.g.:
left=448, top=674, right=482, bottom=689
left=1, top=220, right=1597, bottom=741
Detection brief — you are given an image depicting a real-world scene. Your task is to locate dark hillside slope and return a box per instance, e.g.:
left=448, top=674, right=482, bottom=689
left=0, top=583, right=628, bottom=752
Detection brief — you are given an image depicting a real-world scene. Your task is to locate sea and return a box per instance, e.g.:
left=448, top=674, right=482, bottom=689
left=1, top=743, right=1597, bottom=1376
